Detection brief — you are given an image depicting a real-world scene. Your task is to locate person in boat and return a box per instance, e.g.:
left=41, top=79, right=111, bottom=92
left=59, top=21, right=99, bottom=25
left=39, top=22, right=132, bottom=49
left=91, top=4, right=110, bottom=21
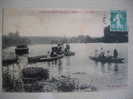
left=94, top=49, right=98, bottom=57
left=66, top=44, right=70, bottom=51
left=113, top=48, right=118, bottom=58
left=50, top=47, right=58, bottom=57
left=99, top=48, right=105, bottom=58
left=106, top=50, right=112, bottom=59
left=56, top=43, right=64, bottom=55
left=64, top=44, right=70, bottom=55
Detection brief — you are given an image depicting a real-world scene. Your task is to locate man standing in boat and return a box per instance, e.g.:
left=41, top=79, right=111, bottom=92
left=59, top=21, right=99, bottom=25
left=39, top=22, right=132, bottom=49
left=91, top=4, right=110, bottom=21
left=113, top=48, right=118, bottom=58
left=64, top=43, right=70, bottom=55
left=57, top=43, right=64, bottom=55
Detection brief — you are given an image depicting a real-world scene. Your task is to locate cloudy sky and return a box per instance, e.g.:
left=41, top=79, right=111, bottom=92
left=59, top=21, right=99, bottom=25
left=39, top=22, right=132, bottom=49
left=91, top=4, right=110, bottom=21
left=3, top=8, right=106, bottom=37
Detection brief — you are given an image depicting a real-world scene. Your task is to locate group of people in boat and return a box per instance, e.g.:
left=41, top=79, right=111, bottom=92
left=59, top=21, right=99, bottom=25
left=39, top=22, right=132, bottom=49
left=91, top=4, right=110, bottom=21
left=94, top=48, right=118, bottom=59
left=48, top=43, right=71, bottom=57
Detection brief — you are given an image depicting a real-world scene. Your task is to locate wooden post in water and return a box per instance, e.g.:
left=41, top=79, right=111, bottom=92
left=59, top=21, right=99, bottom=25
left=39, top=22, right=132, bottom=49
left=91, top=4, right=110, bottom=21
left=15, top=45, right=29, bottom=91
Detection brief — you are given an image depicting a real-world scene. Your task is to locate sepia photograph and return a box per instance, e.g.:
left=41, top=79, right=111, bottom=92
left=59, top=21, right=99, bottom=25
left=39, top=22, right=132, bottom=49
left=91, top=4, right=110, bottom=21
left=2, top=8, right=128, bottom=92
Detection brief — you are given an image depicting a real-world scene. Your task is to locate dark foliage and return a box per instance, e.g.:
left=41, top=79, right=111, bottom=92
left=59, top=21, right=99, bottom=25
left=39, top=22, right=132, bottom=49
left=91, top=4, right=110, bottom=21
left=2, top=32, right=31, bottom=49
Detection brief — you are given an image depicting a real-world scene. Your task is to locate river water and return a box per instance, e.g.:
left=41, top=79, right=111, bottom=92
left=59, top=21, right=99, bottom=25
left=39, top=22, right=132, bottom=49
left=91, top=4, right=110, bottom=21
left=28, top=43, right=128, bottom=91
left=3, top=43, right=128, bottom=91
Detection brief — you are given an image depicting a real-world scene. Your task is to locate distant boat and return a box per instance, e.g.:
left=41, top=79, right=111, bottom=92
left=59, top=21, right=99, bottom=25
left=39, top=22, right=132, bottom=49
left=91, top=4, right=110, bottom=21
left=64, top=44, right=75, bottom=56
left=2, top=58, right=17, bottom=66
left=15, top=44, right=29, bottom=55
left=64, top=51, right=75, bottom=56
left=89, top=56, right=124, bottom=63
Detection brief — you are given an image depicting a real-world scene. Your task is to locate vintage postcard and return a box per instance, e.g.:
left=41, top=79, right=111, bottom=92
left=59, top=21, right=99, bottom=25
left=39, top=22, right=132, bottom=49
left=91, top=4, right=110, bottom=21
left=1, top=8, right=128, bottom=92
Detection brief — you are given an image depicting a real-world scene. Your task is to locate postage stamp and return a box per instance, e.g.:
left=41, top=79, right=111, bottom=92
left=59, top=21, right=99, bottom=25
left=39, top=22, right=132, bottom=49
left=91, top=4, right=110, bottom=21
left=110, top=10, right=128, bottom=31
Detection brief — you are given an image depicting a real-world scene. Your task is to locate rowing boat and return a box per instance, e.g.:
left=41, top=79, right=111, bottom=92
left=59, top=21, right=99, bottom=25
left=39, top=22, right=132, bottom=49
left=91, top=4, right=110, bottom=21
left=89, top=56, right=124, bottom=63
left=28, top=55, right=64, bottom=64
left=3, top=54, right=64, bottom=65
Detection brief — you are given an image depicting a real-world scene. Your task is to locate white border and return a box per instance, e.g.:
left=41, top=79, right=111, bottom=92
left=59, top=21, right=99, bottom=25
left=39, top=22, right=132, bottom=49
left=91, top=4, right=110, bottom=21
left=0, top=0, right=133, bottom=99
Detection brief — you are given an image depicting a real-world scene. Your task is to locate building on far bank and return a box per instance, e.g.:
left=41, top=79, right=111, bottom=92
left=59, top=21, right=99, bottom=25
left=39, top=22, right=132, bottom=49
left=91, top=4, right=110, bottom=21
left=104, top=25, right=128, bottom=43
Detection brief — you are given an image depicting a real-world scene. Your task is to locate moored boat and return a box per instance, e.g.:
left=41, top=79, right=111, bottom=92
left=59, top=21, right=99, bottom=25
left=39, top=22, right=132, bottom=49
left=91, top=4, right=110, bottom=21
left=28, top=54, right=64, bottom=64
left=89, top=56, right=124, bottom=63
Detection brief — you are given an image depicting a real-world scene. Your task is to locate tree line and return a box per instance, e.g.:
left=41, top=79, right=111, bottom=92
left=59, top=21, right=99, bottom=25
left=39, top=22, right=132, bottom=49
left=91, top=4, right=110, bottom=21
left=2, top=32, right=31, bottom=49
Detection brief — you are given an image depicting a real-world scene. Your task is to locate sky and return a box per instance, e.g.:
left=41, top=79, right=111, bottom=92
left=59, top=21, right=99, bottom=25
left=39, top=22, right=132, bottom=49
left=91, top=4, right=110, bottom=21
left=3, top=8, right=106, bottom=37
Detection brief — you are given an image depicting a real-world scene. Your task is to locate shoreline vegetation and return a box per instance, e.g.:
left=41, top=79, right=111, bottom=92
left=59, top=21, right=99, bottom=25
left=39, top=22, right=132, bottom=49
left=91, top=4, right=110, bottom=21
left=2, top=69, right=97, bottom=92
left=2, top=26, right=128, bottom=49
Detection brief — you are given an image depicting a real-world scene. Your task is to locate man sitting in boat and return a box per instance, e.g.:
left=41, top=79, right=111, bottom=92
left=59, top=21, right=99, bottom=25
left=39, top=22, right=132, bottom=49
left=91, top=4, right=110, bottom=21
left=99, top=48, right=105, bottom=58
left=66, top=44, right=70, bottom=50
left=56, top=43, right=64, bottom=55
left=105, top=50, right=112, bottom=59
left=96, top=48, right=119, bottom=59
left=50, top=47, right=58, bottom=57
left=96, top=48, right=112, bottom=59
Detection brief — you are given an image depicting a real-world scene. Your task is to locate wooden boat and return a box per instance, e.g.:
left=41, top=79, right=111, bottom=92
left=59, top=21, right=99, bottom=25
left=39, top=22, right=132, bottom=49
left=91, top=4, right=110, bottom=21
left=3, top=54, right=64, bottom=65
left=28, top=55, right=47, bottom=60
left=89, top=56, right=124, bottom=63
left=28, top=54, right=64, bottom=64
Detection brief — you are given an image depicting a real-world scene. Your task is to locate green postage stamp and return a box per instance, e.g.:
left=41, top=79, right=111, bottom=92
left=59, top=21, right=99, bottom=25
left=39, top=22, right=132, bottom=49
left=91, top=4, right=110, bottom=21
left=110, top=10, right=128, bottom=31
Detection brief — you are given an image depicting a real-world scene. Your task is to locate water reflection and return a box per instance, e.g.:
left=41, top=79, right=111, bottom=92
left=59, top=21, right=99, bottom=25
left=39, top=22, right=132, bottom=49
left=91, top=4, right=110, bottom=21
left=94, top=61, right=120, bottom=73
left=107, top=63, right=112, bottom=71
left=47, top=59, right=64, bottom=78
left=114, top=63, right=119, bottom=72
left=47, top=56, right=73, bottom=78
left=66, top=56, right=71, bottom=66
left=94, top=61, right=98, bottom=67
left=100, top=62, right=106, bottom=73
left=65, top=56, right=71, bottom=76
left=58, top=59, right=63, bottom=75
